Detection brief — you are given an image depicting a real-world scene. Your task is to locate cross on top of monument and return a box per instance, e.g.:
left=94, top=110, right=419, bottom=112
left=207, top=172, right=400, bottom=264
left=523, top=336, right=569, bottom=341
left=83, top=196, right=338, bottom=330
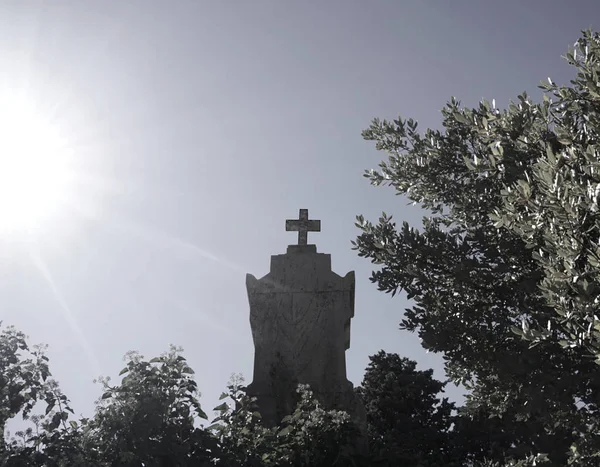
left=285, top=209, right=321, bottom=246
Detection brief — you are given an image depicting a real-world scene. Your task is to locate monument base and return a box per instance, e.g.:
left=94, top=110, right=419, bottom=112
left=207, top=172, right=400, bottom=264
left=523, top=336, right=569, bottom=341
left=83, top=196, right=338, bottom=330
left=245, top=379, right=368, bottom=456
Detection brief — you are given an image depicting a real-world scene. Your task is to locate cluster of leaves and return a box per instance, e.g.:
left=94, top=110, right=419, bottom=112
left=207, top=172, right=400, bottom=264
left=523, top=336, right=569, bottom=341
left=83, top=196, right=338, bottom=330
left=0, top=322, right=465, bottom=466
left=356, top=351, right=456, bottom=467
left=492, top=33, right=600, bottom=359
left=210, top=376, right=362, bottom=466
left=353, top=29, right=600, bottom=466
left=1, top=344, right=217, bottom=466
left=0, top=324, right=78, bottom=466
left=86, top=346, right=217, bottom=466
left=0, top=330, right=372, bottom=467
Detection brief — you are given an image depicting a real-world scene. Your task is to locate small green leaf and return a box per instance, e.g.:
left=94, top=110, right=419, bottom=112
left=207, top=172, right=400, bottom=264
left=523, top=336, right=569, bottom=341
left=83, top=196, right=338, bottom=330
left=510, top=326, right=523, bottom=337
left=219, top=392, right=228, bottom=400
left=118, top=367, right=129, bottom=376
left=50, top=412, right=62, bottom=430
left=281, top=414, right=292, bottom=423
left=206, top=423, right=223, bottom=431
left=213, top=402, right=228, bottom=412
left=454, top=113, right=469, bottom=124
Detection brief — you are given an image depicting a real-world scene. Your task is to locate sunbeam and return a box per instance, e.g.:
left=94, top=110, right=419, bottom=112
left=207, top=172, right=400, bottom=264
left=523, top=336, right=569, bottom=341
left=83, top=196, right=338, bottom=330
left=102, top=212, right=248, bottom=274
left=28, top=244, right=101, bottom=377
left=170, top=298, right=235, bottom=336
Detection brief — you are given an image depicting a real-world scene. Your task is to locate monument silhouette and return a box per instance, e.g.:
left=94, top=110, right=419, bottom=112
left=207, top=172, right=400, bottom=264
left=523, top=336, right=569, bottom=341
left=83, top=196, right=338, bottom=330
left=245, top=209, right=366, bottom=436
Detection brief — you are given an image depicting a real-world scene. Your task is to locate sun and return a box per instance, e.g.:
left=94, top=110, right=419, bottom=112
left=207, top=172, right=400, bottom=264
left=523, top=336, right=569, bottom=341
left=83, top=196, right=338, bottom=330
left=0, top=95, right=72, bottom=234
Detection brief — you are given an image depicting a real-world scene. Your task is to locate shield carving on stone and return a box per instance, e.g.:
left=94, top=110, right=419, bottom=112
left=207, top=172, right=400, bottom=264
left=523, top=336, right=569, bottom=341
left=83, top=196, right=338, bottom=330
left=275, top=292, right=329, bottom=372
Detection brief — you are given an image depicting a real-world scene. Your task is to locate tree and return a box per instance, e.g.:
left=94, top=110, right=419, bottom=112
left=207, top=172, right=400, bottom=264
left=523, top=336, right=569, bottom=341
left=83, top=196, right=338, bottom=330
left=353, top=30, right=600, bottom=466
left=1, top=340, right=218, bottom=466
left=86, top=346, right=217, bottom=466
left=0, top=330, right=367, bottom=467
left=0, top=323, right=79, bottom=466
left=0, top=324, right=50, bottom=440
left=210, top=376, right=363, bottom=467
left=355, top=351, right=455, bottom=466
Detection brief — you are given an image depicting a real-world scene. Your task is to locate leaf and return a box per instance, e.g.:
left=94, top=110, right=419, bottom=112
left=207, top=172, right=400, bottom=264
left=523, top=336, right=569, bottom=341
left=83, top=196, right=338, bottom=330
left=118, top=367, right=129, bottom=376
left=181, top=366, right=194, bottom=374
left=213, top=402, right=228, bottom=412
left=546, top=143, right=557, bottom=164
left=219, top=392, right=228, bottom=400
left=454, top=113, right=469, bottom=124
left=517, top=179, right=531, bottom=198
left=510, top=326, right=523, bottom=337
left=101, top=391, right=112, bottom=400
left=463, top=156, right=476, bottom=171
left=49, top=412, right=62, bottom=431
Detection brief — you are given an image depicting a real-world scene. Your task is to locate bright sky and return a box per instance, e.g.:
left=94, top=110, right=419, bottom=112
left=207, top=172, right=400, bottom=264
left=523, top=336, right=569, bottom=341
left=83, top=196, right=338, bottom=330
left=0, top=1, right=597, bottom=423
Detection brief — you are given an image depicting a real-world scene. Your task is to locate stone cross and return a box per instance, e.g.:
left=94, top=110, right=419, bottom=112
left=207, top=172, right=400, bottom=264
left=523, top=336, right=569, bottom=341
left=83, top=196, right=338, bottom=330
left=285, top=209, right=321, bottom=246
left=245, top=210, right=367, bottom=452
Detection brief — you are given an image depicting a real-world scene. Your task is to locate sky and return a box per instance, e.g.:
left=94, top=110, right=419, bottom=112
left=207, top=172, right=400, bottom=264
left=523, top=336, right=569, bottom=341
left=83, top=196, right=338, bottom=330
left=0, top=1, right=598, bottom=427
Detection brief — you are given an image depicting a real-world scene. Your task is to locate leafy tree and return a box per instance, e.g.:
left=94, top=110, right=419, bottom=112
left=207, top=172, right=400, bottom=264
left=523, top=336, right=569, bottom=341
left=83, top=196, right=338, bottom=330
left=493, top=31, right=600, bottom=361
left=0, top=323, right=78, bottom=466
left=353, top=29, right=600, bottom=466
left=0, top=332, right=367, bottom=467
left=273, top=384, right=362, bottom=466
left=355, top=351, right=455, bottom=466
left=86, top=346, right=217, bottom=466
left=208, top=374, right=276, bottom=466
left=2, top=342, right=217, bottom=466
left=211, top=376, right=362, bottom=467
left=0, top=324, right=50, bottom=440
left=4, top=412, right=99, bottom=467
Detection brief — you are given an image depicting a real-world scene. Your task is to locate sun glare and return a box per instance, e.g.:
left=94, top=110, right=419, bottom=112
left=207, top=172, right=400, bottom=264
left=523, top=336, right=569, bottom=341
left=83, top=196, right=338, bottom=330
left=0, top=95, right=72, bottom=234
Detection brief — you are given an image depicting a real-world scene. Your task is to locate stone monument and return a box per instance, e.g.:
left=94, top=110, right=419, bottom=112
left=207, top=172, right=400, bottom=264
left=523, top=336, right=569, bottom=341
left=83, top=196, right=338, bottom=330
left=245, top=209, right=367, bottom=435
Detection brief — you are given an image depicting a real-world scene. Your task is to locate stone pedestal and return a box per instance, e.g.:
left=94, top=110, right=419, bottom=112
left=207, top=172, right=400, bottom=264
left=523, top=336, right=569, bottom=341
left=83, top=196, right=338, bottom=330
left=245, top=244, right=367, bottom=439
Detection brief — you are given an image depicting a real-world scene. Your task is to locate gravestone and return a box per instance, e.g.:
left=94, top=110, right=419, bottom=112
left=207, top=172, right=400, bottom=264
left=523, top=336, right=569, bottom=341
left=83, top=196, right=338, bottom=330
left=245, top=209, right=367, bottom=436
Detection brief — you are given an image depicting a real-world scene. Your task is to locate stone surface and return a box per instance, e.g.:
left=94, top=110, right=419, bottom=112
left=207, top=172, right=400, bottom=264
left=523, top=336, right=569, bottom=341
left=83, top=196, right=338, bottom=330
left=245, top=211, right=366, bottom=441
